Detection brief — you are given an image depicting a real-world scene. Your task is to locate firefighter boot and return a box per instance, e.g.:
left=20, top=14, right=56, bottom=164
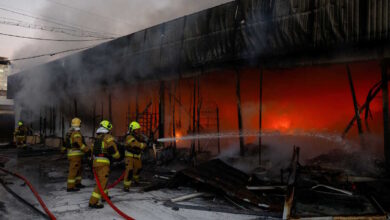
left=89, top=203, right=104, bottom=209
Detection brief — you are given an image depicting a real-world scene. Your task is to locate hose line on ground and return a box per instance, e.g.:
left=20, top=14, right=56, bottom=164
left=107, top=171, right=125, bottom=189
left=93, top=168, right=135, bottom=220
left=0, top=179, right=49, bottom=219
left=0, top=167, right=57, bottom=220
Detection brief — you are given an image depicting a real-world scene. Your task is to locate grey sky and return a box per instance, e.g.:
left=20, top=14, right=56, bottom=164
left=0, top=0, right=230, bottom=73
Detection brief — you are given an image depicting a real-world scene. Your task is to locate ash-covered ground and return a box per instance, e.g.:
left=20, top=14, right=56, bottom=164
left=0, top=148, right=256, bottom=220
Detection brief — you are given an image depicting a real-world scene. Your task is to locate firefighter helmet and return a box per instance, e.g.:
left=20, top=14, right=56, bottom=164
left=100, top=120, right=113, bottom=130
left=71, top=117, right=81, bottom=127
left=129, top=121, right=141, bottom=132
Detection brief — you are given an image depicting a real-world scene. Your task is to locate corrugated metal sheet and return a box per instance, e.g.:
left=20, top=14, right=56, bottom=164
left=7, top=0, right=390, bottom=98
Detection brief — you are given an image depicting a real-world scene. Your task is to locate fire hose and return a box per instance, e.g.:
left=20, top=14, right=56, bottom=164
left=0, top=167, right=57, bottom=220
left=0, top=178, right=49, bottom=219
left=93, top=168, right=135, bottom=220
left=107, top=171, right=125, bottom=189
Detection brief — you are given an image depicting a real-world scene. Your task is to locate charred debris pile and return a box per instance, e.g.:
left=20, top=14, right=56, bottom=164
left=2, top=140, right=390, bottom=219
left=141, top=146, right=390, bottom=219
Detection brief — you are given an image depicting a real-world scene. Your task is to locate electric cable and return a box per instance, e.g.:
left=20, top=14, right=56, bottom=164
left=10, top=46, right=92, bottom=61
left=0, top=6, right=118, bottom=38
left=0, top=31, right=112, bottom=42
left=0, top=16, right=115, bottom=39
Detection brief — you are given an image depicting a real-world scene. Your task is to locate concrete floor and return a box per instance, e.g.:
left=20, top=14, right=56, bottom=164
left=0, top=149, right=258, bottom=220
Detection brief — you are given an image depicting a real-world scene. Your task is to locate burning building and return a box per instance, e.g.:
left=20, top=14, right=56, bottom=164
left=8, top=0, right=390, bottom=163
left=2, top=0, right=390, bottom=219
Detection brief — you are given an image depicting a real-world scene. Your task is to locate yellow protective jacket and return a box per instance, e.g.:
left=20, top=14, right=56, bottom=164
left=66, top=130, right=89, bottom=157
left=124, top=134, right=146, bottom=158
left=92, top=133, right=120, bottom=165
left=14, top=125, right=28, bottom=137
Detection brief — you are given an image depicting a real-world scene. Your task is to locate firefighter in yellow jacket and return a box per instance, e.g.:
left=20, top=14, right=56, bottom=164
left=14, top=121, right=29, bottom=147
left=63, top=118, right=89, bottom=192
left=123, top=121, right=146, bottom=192
left=89, top=120, right=120, bottom=209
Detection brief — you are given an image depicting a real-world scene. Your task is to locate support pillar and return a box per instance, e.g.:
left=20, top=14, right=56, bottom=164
left=381, top=61, right=390, bottom=169
left=159, top=81, right=165, bottom=139
left=259, top=68, right=263, bottom=166
left=235, top=69, right=244, bottom=156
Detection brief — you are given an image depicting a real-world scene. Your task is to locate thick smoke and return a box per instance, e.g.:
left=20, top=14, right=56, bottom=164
left=11, top=0, right=230, bottom=130
left=10, top=0, right=231, bottom=72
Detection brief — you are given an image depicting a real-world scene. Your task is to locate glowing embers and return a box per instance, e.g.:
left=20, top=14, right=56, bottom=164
left=271, top=115, right=292, bottom=132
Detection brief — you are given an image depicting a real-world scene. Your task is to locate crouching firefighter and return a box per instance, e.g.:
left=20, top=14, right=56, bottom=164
left=123, top=121, right=146, bottom=192
left=63, top=118, right=89, bottom=192
left=89, top=120, right=120, bottom=209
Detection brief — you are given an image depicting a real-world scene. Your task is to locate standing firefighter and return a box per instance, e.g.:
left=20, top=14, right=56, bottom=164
left=89, top=120, right=120, bottom=209
left=63, top=118, right=89, bottom=192
left=123, top=121, right=146, bottom=192
left=14, top=121, right=28, bottom=147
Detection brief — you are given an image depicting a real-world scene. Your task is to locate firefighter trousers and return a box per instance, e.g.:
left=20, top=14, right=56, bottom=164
left=15, top=136, right=26, bottom=148
left=123, top=156, right=142, bottom=189
left=89, top=162, right=110, bottom=205
left=67, top=156, right=83, bottom=189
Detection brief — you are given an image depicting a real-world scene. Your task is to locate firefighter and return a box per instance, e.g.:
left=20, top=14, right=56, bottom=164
left=89, top=120, right=120, bottom=209
left=14, top=121, right=28, bottom=148
left=64, top=117, right=89, bottom=192
left=123, top=121, right=146, bottom=192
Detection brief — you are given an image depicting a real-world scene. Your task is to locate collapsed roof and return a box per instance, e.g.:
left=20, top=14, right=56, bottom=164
left=7, top=0, right=390, bottom=99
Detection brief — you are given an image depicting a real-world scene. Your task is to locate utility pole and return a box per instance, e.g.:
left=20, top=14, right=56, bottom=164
left=381, top=61, right=390, bottom=170
left=235, top=69, right=245, bottom=156
left=259, top=68, right=263, bottom=166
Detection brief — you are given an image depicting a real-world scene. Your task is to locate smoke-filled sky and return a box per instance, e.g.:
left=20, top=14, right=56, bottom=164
left=0, top=0, right=230, bottom=73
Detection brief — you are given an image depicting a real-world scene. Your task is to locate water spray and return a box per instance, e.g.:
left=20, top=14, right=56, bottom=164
left=157, top=130, right=351, bottom=148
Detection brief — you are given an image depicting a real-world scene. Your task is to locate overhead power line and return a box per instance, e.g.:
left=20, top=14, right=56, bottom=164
left=0, top=16, right=114, bottom=39
left=44, top=0, right=134, bottom=27
left=0, top=6, right=118, bottom=38
left=0, top=31, right=113, bottom=42
left=10, top=46, right=92, bottom=61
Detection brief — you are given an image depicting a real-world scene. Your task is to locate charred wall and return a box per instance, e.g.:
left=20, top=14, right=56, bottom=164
left=5, top=0, right=390, bottom=159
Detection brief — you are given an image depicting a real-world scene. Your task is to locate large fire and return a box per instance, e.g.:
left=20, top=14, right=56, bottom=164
left=108, top=60, right=386, bottom=148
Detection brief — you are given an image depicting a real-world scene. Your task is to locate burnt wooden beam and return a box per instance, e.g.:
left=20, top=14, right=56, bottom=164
left=191, top=78, right=196, bottom=161
left=172, top=82, right=177, bottom=151
left=216, top=106, right=220, bottom=154
left=235, top=68, right=245, bottom=156
left=342, top=80, right=385, bottom=137
left=159, top=81, right=165, bottom=139
left=259, top=67, right=263, bottom=166
left=196, top=76, right=201, bottom=152
left=346, top=64, right=363, bottom=136
left=381, top=61, right=390, bottom=170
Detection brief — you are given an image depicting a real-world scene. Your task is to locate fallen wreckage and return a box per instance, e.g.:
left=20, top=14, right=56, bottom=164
left=150, top=146, right=389, bottom=219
